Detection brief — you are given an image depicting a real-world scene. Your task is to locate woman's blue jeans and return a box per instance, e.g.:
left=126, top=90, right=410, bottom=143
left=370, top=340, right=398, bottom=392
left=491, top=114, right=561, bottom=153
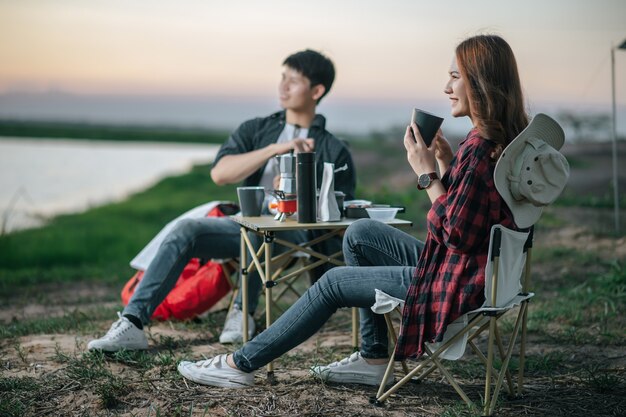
left=233, top=219, right=424, bottom=372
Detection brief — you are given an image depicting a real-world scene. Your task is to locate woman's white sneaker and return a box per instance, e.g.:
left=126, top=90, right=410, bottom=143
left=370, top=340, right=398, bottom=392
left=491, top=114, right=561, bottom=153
left=178, top=355, right=254, bottom=388
left=87, top=313, right=148, bottom=352
left=310, top=351, right=394, bottom=386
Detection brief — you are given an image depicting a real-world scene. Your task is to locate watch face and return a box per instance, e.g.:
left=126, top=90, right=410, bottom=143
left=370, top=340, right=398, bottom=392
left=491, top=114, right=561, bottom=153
left=418, top=173, right=431, bottom=189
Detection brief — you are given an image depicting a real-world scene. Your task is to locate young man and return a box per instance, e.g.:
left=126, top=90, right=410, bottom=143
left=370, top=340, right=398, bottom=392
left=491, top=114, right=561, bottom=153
left=87, top=49, right=356, bottom=351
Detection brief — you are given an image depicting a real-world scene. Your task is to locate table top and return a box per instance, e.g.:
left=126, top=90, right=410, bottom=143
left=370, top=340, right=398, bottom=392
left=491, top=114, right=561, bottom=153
left=231, top=215, right=413, bottom=232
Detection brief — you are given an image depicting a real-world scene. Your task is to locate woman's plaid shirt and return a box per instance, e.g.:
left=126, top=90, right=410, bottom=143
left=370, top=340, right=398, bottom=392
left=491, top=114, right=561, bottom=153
left=395, top=129, right=516, bottom=360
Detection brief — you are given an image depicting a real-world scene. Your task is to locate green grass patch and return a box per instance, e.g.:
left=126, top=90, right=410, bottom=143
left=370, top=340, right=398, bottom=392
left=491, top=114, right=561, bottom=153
left=555, top=192, right=626, bottom=209
left=446, top=351, right=567, bottom=382
left=0, top=377, right=39, bottom=417
left=528, top=261, right=625, bottom=345
left=563, top=155, right=590, bottom=170
left=534, top=210, right=568, bottom=228
left=531, top=245, right=600, bottom=264
left=440, top=402, right=481, bottom=417
left=578, top=365, right=626, bottom=394
left=0, top=376, right=39, bottom=392
left=62, top=350, right=134, bottom=409
left=0, top=306, right=119, bottom=340
left=0, top=163, right=237, bottom=295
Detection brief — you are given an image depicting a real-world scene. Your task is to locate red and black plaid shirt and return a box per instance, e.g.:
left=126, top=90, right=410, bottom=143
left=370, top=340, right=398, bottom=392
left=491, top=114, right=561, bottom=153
left=395, top=129, right=516, bottom=360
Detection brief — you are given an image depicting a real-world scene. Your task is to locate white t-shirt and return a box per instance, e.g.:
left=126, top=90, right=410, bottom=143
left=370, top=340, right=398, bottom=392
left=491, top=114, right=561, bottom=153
left=258, top=123, right=309, bottom=191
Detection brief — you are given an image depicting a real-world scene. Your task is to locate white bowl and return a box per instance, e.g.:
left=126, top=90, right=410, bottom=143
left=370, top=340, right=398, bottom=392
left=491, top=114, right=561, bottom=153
left=365, top=207, right=399, bottom=221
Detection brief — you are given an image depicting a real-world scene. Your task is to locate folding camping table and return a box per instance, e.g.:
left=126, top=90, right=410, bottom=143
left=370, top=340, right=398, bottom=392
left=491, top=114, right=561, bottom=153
left=231, top=215, right=413, bottom=377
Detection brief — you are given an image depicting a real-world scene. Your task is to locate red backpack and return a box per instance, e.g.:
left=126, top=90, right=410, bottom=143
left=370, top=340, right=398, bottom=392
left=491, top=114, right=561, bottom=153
left=121, top=203, right=239, bottom=321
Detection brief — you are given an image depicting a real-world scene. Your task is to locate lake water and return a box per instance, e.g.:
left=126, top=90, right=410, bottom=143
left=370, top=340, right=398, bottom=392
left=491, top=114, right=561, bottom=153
left=0, top=137, right=219, bottom=234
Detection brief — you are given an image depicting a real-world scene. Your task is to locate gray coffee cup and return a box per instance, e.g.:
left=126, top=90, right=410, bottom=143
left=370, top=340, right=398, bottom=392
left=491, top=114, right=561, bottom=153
left=411, top=108, right=444, bottom=147
left=237, top=186, right=265, bottom=216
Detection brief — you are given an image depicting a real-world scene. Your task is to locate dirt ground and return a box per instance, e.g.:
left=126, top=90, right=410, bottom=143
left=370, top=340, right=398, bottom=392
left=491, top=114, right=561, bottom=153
left=1, top=141, right=625, bottom=416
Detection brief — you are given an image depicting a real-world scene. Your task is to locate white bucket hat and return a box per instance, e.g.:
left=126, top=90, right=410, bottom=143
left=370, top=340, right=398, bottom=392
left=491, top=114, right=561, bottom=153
left=494, top=113, right=570, bottom=228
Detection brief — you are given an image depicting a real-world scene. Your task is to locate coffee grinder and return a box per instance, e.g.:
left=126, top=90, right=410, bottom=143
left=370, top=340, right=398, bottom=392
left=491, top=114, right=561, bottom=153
left=271, top=153, right=298, bottom=221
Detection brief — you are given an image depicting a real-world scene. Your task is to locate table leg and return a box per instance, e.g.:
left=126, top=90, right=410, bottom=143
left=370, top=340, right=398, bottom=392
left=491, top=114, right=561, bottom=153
left=265, top=232, right=274, bottom=378
left=352, top=307, right=359, bottom=351
left=240, top=228, right=249, bottom=344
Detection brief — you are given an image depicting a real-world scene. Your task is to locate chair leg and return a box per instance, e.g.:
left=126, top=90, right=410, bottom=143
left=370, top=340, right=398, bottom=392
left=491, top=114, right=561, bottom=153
left=352, top=308, right=359, bottom=352
left=374, top=355, right=397, bottom=402
left=240, top=232, right=250, bottom=344
left=383, top=313, right=409, bottom=374
left=484, top=316, right=497, bottom=416
left=487, top=304, right=527, bottom=416
left=494, top=325, right=515, bottom=395
left=376, top=315, right=482, bottom=404
left=376, top=359, right=430, bottom=403
left=423, top=346, right=473, bottom=407
left=518, top=301, right=529, bottom=396
left=468, top=340, right=501, bottom=385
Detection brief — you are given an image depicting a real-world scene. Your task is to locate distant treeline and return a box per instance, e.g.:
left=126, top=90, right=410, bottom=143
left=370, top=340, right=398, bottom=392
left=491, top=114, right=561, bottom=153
left=0, top=119, right=229, bottom=144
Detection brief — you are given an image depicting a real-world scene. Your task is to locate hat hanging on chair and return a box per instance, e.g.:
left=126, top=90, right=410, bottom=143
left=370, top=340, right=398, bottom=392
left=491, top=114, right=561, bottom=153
left=494, top=113, right=570, bottom=229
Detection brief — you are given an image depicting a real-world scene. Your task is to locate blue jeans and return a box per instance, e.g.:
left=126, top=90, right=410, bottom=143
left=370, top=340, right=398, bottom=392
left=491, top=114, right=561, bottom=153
left=123, top=217, right=313, bottom=324
left=233, top=219, right=424, bottom=372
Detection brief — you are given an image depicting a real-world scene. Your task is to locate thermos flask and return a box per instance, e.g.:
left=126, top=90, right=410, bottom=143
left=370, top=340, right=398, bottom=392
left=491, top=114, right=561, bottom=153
left=297, top=152, right=316, bottom=223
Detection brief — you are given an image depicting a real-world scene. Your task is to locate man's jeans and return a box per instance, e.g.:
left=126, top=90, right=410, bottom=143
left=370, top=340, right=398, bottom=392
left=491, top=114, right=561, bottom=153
left=233, top=219, right=424, bottom=372
left=123, top=217, right=309, bottom=325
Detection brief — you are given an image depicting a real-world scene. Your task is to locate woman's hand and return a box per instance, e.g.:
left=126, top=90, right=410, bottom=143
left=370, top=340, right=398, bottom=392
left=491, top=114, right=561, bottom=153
left=434, top=130, right=453, bottom=174
left=404, top=123, right=437, bottom=176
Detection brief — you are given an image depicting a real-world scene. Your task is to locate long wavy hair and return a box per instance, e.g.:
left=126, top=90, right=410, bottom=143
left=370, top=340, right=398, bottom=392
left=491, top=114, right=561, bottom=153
left=456, top=35, right=529, bottom=159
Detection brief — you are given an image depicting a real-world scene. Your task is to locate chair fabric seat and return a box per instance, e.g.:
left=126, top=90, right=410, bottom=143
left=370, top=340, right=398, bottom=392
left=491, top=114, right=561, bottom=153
left=371, top=289, right=534, bottom=360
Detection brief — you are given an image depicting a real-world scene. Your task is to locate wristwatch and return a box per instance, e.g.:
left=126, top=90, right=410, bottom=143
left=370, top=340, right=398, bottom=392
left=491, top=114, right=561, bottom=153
left=416, top=172, right=439, bottom=190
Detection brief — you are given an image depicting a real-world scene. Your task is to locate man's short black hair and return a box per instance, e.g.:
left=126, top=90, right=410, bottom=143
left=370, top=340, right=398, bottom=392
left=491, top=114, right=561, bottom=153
left=283, top=49, right=335, bottom=103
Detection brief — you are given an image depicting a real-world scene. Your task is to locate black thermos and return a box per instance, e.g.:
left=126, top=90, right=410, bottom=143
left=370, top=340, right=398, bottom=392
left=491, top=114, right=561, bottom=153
left=297, top=152, right=316, bottom=223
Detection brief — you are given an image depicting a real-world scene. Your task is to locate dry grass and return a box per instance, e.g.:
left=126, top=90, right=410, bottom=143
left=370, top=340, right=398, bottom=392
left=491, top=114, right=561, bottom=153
left=1, top=227, right=625, bottom=417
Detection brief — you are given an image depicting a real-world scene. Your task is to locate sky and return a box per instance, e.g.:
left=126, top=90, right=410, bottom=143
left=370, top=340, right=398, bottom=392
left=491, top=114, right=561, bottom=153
left=0, top=0, right=625, bottom=135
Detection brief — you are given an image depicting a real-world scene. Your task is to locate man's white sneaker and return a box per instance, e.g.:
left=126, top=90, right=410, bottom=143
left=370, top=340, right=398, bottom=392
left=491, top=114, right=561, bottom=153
left=219, top=305, right=255, bottom=344
left=178, top=355, right=254, bottom=388
left=87, top=313, right=148, bottom=352
left=310, top=351, right=394, bottom=386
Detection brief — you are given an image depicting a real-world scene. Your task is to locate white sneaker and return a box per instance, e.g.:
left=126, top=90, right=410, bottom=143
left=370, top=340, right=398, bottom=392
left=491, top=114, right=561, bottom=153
left=178, top=354, right=254, bottom=388
left=87, top=312, right=148, bottom=352
left=219, top=305, right=255, bottom=344
left=310, top=351, right=394, bottom=386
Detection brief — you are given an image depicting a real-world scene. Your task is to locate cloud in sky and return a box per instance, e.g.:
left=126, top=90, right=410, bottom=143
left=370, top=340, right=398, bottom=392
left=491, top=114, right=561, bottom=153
left=0, top=0, right=625, bottom=109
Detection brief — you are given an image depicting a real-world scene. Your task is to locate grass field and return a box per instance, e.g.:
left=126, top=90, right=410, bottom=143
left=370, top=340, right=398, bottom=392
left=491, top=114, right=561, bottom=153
left=0, top=133, right=625, bottom=416
left=0, top=119, right=229, bottom=144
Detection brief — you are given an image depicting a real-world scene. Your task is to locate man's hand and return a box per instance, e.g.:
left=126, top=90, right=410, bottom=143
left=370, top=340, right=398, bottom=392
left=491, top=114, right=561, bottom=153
left=275, top=138, right=315, bottom=155
left=211, top=138, right=314, bottom=186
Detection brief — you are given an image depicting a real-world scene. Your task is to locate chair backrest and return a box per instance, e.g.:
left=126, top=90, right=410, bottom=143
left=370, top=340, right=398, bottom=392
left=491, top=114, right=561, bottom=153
left=426, top=224, right=531, bottom=360
left=483, top=225, right=530, bottom=308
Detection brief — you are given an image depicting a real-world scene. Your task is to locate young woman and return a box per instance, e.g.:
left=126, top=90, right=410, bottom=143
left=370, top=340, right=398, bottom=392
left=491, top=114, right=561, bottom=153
left=177, top=34, right=527, bottom=388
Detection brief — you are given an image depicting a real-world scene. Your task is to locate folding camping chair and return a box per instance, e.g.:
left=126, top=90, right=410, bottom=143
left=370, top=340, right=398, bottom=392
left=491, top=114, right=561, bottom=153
left=371, top=224, right=535, bottom=417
